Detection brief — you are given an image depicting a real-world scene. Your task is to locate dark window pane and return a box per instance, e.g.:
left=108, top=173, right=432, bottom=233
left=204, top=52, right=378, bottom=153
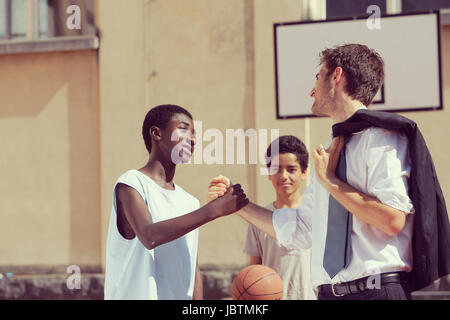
left=327, top=0, right=386, bottom=19
left=402, top=0, right=450, bottom=12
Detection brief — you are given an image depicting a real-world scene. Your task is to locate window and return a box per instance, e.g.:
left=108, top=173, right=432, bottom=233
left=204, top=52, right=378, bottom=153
left=326, top=0, right=387, bottom=19
left=0, top=0, right=96, bottom=41
left=0, top=0, right=27, bottom=40
left=326, top=0, right=450, bottom=20
left=402, top=0, right=450, bottom=13
left=0, top=0, right=98, bottom=54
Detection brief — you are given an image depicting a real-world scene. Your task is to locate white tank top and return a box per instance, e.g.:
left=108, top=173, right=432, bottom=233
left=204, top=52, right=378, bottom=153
left=104, top=169, right=200, bottom=300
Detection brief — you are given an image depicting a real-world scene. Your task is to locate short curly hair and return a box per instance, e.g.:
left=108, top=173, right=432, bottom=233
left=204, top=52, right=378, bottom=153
left=142, top=104, right=193, bottom=153
left=320, top=44, right=384, bottom=106
left=265, top=135, right=308, bottom=172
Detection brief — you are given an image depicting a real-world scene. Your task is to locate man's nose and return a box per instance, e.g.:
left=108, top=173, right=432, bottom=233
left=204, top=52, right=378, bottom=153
left=310, top=88, right=316, bottom=97
left=280, top=169, right=288, bottom=179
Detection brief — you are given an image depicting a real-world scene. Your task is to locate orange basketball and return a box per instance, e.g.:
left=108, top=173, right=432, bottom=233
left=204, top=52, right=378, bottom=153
left=231, top=265, right=283, bottom=300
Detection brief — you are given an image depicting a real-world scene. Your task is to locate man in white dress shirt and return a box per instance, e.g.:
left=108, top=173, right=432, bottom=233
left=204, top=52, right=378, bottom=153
left=209, top=44, right=414, bottom=300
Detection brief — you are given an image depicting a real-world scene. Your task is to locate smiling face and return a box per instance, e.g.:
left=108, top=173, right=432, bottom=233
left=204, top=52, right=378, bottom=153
left=267, top=153, right=306, bottom=197
left=310, top=63, right=335, bottom=117
left=158, top=113, right=196, bottom=164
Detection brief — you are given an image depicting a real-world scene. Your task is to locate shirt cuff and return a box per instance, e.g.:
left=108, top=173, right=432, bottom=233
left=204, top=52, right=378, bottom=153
left=377, top=191, right=415, bottom=215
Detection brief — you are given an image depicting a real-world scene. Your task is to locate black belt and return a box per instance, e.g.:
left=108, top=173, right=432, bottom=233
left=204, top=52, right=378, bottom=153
left=319, top=272, right=405, bottom=297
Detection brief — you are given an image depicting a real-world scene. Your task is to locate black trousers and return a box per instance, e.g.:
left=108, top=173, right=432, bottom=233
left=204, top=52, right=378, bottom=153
left=318, top=282, right=412, bottom=300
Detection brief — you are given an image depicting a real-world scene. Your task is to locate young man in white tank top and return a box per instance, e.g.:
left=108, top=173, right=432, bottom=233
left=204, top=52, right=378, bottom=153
left=105, top=104, right=249, bottom=300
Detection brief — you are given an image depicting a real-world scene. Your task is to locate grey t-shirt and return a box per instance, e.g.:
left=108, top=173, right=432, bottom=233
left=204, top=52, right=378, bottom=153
left=244, top=202, right=316, bottom=300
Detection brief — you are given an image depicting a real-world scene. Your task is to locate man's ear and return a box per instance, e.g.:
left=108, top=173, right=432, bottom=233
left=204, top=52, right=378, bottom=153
left=333, top=67, right=344, bottom=84
left=150, top=126, right=162, bottom=142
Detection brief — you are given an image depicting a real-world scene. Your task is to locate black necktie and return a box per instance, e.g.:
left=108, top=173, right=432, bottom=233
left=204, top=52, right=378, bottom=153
left=323, top=135, right=352, bottom=279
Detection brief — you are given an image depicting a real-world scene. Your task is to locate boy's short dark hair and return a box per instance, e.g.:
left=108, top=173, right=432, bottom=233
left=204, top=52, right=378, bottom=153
left=142, top=104, right=193, bottom=153
left=320, top=44, right=384, bottom=106
left=265, top=135, right=308, bottom=172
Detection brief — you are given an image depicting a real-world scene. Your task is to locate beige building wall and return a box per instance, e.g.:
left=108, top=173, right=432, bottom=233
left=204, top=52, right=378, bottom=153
left=0, top=50, right=100, bottom=267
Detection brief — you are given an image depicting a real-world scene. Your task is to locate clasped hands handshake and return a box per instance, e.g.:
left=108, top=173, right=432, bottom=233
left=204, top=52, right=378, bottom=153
left=206, top=175, right=249, bottom=219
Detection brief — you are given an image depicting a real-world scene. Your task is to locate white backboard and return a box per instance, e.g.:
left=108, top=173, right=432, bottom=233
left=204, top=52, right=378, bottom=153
left=274, top=11, right=442, bottom=118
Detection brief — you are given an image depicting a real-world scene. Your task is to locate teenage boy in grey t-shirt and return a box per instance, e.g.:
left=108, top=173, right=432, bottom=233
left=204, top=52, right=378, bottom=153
left=245, top=136, right=316, bottom=300
left=244, top=204, right=316, bottom=299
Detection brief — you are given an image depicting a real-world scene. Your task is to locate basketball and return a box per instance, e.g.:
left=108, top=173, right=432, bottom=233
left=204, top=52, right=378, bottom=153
left=231, top=265, right=283, bottom=300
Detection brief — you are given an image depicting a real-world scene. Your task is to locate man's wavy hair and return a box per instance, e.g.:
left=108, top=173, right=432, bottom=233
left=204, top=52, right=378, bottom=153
left=320, top=44, right=385, bottom=106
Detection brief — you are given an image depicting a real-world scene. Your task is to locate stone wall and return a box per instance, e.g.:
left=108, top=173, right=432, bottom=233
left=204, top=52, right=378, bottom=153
left=1, top=267, right=449, bottom=300
left=0, top=266, right=242, bottom=300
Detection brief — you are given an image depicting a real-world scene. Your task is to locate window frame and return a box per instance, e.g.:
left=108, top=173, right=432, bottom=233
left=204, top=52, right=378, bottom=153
left=0, top=0, right=98, bottom=55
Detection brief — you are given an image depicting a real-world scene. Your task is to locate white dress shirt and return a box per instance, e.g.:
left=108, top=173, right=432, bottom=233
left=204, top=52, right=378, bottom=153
left=272, top=122, right=415, bottom=289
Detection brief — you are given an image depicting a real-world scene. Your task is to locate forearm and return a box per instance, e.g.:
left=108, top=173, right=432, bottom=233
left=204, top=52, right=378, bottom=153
left=142, top=205, right=215, bottom=250
left=325, top=177, right=406, bottom=236
left=238, top=202, right=277, bottom=239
